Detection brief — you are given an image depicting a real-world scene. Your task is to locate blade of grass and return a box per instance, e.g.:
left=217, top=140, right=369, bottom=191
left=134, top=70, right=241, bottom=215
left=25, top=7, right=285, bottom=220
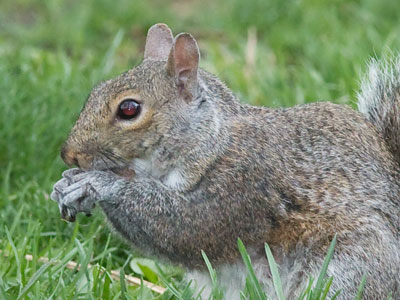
left=238, top=238, right=266, bottom=300
left=245, top=276, right=258, bottom=299
left=5, top=226, right=22, bottom=288
left=240, top=291, right=247, bottom=300
left=1, top=163, right=12, bottom=200
left=330, top=290, right=341, bottom=300
left=320, top=277, right=333, bottom=299
left=119, top=266, right=128, bottom=300
left=65, top=239, right=93, bottom=297
left=9, top=204, right=25, bottom=236
left=312, top=235, right=336, bottom=300
left=202, top=250, right=223, bottom=300
left=0, top=276, right=11, bottom=300
left=265, top=242, right=285, bottom=300
left=157, top=270, right=185, bottom=300
left=202, top=251, right=217, bottom=287
left=16, top=254, right=61, bottom=300
left=298, top=277, right=314, bottom=300
left=47, top=267, right=66, bottom=299
left=355, top=274, right=367, bottom=300
left=101, top=29, right=124, bottom=75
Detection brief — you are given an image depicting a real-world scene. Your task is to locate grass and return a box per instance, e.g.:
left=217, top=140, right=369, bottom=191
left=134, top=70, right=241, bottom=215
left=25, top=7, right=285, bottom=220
left=0, top=0, right=399, bottom=298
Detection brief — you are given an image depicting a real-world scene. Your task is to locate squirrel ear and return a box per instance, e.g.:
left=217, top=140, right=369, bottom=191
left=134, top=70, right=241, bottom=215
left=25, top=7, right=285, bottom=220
left=144, top=23, right=173, bottom=60
left=166, top=33, right=200, bottom=101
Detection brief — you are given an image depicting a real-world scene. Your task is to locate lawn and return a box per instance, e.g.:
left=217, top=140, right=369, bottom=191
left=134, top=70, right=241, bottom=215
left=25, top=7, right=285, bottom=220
left=0, top=0, right=399, bottom=299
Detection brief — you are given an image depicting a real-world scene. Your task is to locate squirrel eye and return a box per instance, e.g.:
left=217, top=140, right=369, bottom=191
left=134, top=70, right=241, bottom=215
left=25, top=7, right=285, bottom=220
left=117, top=99, right=141, bottom=120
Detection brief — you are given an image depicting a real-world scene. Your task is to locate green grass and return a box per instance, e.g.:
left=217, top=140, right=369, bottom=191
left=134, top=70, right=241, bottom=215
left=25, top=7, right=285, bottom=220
left=0, top=0, right=399, bottom=298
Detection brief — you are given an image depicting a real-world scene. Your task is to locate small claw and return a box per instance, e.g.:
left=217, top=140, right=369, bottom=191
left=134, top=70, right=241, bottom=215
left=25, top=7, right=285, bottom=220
left=61, top=205, right=77, bottom=222
left=68, top=214, right=76, bottom=222
left=60, top=205, right=68, bottom=221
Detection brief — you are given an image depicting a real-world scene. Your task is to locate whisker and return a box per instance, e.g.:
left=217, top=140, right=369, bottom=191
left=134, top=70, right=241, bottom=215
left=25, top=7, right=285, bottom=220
left=98, top=154, right=111, bottom=170
left=99, top=148, right=129, bottom=170
left=101, top=150, right=120, bottom=166
left=103, top=148, right=129, bottom=165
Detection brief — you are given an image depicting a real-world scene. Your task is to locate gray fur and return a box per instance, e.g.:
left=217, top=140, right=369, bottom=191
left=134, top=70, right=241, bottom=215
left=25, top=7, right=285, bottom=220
left=358, top=55, right=400, bottom=165
left=52, top=25, right=400, bottom=299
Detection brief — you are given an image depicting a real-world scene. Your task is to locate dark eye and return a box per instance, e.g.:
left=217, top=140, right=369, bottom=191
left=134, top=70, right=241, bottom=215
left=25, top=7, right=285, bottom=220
left=117, top=99, right=141, bottom=120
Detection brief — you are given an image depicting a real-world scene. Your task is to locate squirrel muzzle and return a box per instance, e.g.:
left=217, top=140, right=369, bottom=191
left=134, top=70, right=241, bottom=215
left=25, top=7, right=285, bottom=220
left=61, top=144, right=93, bottom=170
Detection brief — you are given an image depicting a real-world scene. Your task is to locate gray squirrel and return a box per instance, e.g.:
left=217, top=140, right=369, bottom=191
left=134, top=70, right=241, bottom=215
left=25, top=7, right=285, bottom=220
left=51, top=23, right=400, bottom=299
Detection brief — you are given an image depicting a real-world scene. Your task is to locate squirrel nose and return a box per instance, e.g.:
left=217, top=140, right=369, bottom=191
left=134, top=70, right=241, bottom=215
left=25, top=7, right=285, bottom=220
left=61, top=144, right=93, bottom=169
left=61, top=144, right=80, bottom=167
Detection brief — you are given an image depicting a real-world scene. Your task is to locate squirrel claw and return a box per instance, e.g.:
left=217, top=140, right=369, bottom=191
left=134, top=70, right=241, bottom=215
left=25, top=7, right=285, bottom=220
left=61, top=205, right=76, bottom=222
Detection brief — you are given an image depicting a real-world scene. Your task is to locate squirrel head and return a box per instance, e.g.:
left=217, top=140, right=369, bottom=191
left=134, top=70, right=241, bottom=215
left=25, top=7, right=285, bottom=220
left=61, top=24, right=207, bottom=175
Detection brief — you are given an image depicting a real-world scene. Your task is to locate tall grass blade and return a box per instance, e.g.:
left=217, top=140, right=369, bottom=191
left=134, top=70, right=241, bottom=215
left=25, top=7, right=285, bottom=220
left=0, top=276, right=11, bottom=300
left=355, top=274, right=367, bottom=300
left=157, top=270, right=185, bottom=300
left=5, top=226, right=21, bottom=287
left=119, top=266, right=127, bottom=300
left=330, top=290, right=341, bottom=300
left=298, top=277, right=314, bottom=300
left=238, top=238, right=267, bottom=300
left=17, top=255, right=60, bottom=300
left=312, top=235, right=336, bottom=300
left=202, top=250, right=223, bottom=300
left=2, top=163, right=12, bottom=199
left=321, top=276, right=333, bottom=299
left=265, top=242, right=285, bottom=300
left=101, top=29, right=124, bottom=75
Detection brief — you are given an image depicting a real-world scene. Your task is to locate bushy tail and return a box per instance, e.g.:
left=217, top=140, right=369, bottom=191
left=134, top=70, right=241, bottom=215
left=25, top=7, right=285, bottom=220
left=358, top=55, right=400, bottom=164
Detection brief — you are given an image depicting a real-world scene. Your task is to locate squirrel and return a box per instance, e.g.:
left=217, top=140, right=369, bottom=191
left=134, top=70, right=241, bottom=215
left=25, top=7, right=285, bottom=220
left=51, top=23, right=400, bottom=299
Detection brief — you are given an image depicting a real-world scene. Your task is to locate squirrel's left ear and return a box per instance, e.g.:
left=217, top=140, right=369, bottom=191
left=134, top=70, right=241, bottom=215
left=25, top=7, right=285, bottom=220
left=166, top=33, right=200, bottom=101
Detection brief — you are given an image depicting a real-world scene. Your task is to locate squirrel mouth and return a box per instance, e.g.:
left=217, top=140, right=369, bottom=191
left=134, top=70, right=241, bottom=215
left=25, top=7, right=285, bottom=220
left=110, top=167, right=135, bottom=180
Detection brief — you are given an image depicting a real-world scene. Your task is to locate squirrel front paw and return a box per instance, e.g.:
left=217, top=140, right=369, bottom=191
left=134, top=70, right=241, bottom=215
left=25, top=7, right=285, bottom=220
left=50, top=168, right=121, bottom=222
